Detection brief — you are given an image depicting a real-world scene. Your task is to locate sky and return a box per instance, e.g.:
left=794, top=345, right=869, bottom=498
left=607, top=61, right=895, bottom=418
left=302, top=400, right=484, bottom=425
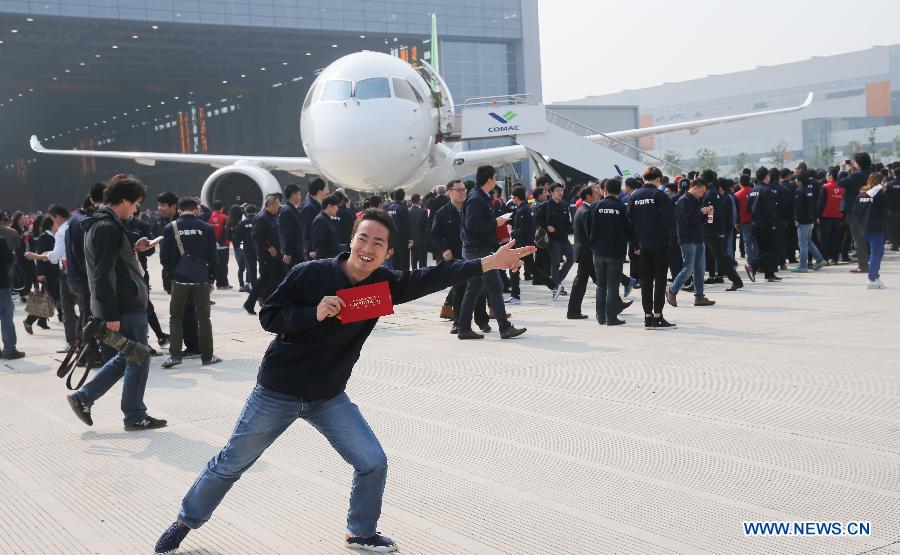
left=539, top=0, right=900, bottom=103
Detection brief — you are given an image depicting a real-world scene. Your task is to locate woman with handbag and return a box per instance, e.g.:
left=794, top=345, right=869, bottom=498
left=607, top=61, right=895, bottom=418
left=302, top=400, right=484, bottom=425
left=23, top=216, right=59, bottom=334
left=10, top=211, right=36, bottom=303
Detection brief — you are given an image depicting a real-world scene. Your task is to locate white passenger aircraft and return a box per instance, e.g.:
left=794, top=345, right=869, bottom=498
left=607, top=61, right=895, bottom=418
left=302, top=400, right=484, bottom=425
left=30, top=51, right=813, bottom=204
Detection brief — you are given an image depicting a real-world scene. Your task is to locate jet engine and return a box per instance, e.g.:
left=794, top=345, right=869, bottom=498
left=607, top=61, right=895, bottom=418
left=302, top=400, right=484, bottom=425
left=199, top=162, right=283, bottom=209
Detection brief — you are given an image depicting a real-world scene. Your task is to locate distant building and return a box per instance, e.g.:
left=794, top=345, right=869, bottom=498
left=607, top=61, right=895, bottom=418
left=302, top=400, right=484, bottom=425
left=556, top=44, right=900, bottom=172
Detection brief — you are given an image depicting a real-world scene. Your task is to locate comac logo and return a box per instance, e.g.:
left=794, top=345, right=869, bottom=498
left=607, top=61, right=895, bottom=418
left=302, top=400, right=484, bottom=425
left=488, top=110, right=518, bottom=124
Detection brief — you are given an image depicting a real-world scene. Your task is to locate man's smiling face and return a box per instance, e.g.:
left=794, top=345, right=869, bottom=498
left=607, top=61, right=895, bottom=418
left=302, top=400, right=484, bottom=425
left=348, top=219, right=392, bottom=275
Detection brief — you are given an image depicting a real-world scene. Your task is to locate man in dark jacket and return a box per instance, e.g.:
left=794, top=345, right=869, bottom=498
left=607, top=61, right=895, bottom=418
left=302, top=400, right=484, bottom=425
left=234, top=204, right=257, bottom=290
left=65, top=174, right=166, bottom=431
left=157, top=191, right=201, bottom=355
left=840, top=152, right=873, bottom=272
left=311, top=194, right=342, bottom=259
left=243, top=195, right=283, bottom=314
left=667, top=178, right=715, bottom=307
left=746, top=167, right=780, bottom=282
left=545, top=183, right=574, bottom=297
left=589, top=179, right=632, bottom=325
left=384, top=188, right=412, bottom=271
left=701, top=171, right=743, bottom=290
left=160, top=197, right=221, bottom=369
left=457, top=166, right=526, bottom=340
left=792, top=172, right=825, bottom=272
left=408, top=194, right=428, bottom=270
left=299, top=178, right=328, bottom=260
left=507, top=185, right=556, bottom=303
left=776, top=169, right=797, bottom=266
left=566, top=186, right=597, bottom=319
left=627, top=167, right=676, bottom=329
left=153, top=209, right=537, bottom=555
left=278, top=183, right=304, bottom=270
left=0, top=235, right=23, bottom=359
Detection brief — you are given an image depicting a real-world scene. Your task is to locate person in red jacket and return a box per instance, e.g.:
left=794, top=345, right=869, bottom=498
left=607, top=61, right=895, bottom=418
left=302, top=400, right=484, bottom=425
left=733, top=174, right=755, bottom=261
left=208, top=201, right=231, bottom=288
left=817, top=166, right=845, bottom=265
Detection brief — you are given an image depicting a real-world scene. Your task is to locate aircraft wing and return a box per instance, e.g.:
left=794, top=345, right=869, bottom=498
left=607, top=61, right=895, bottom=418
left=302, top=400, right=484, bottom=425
left=29, top=135, right=318, bottom=175
left=450, top=144, right=528, bottom=178
left=601, top=92, right=813, bottom=141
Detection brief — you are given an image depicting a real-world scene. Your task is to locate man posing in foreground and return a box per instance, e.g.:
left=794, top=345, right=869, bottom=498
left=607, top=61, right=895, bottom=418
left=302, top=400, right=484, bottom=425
left=154, top=209, right=536, bottom=554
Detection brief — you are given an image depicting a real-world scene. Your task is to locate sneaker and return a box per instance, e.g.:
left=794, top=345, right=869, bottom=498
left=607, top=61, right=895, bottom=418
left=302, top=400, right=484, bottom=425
left=744, top=264, right=756, bottom=283
left=725, top=283, right=744, bottom=292
left=37, top=320, right=50, bottom=330
left=654, top=316, right=677, bottom=329
left=3, top=349, right=25, bottom=360
left=124, top=416, right=168, bottom=431
left=345, top=532, right=397, bottom=553
left=202, top=355, right=222, bottom=365
left=161, top=356, right=182, bottom=369
left=56, top=343, right=72, bottom=354
left=665, top=290, right=677, bottom=307
left=703, top=277, right=718, bottom=285
left=790, top=268, right=808, bottom=273
left=875, top=278, right=885, bottom=289
left=449, top=325, right=459, bottom=334
left=157, top=333, right=170, bottom=348
left=66, top=393, right=93, bottom=426
left=644, top=316, right=657, bottom=330
left=238, top=284, right=251, bottom=293
left=242, top=302, right=256, bottom=315
left=551, top=286, right=562, bottom=301
left=500, top=325, right=527, bottom=339
left=812, top=261, right=824, bottom=271
left=607, top=318, right=626, bottom=326
left=558, top=286, right=568, bottom=296
left=155, top=521, right=190, bottom=554
left=694, top=297, right=716, bottom=306
left=867, top=280, right=879, bottom=289
left=504, top=296, right=521, bottom=305
left=218, top=285, right=233, bottom=290
left=624, top=277, right=638, bottom=298
left=618, top=300, right=633, bottom=314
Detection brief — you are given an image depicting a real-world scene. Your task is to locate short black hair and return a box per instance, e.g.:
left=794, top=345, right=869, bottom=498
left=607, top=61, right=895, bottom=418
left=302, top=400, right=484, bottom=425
left=157, top=191, right=178, bottom=206
left=742, top=168, right=752, bottom=176
left=624, top=177, right=640, bottom=190
left=284, top=183, right=301, bottom=199
left=700, top=169, right=718, bottom=185
left=854, top=152, right=872, bottom=170
left=779, top=168, right=793, bottom=180
left=605, top=178, right=622, bottom=195
left=687, top=171, right=699, bottom=181
left=48, top=204, right=70, bottom=219
left=308, top=177, right=327, bottom=196
left=391, top=188, right=405, bottom=201
left=739, top=174, right=751, bottom=187
left=665, top=182, right=678, bottom=193
left=535, top=175, right=550, bottom=189
left=410, top=194, right=421, bottom=204
left=691, top=177, right=708, bottom=190
left=90, top=182, right=107, bottom=203
left=476, top=165, right=495, bottom=187
left=550, top=183, right=563, bottom=193
left=464, top=180, right=475, bottom=192
left=351, top=208, right=396, bottom=244
left=178, top=197, right=199, bottom=212
left=796, top=172, right=811, bottom=186
left=756, top=166, right=770, bottom=182
left=322, top=194, right=341, bottom=209
left=511, top=185, right=527, bottom=201
left=366, top=195, right=383, bottom=208
left=643, top=166, right=663, bottom=181
left=103, top=174, right=146, bottom=206
left=213, top=200, right=223, bottom=211
left=39, top=214, right=54, bottom=233
left=579, top=187, right=594, bottom=200
left=244, top=204, right=258, bottom=215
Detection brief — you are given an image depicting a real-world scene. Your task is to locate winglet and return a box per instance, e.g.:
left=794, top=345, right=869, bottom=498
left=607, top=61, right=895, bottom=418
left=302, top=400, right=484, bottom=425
left=30, top=135, right=45, bottom=152
left=801, top=91, right=814, bottom=108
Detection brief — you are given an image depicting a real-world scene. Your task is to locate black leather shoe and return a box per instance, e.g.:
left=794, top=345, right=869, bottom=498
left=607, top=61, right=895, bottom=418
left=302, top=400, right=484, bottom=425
left=500, top=326, right=526, bottom=339
left=566, top=314, right=589, bottom=320
left=607, top=318, right=626, bottom=326
left=449, top=325, right=459, bottom=334
left=618, top=300, right=633, bottom=313
left=457, top=330, right=485, bottom=340
left=477, top=323, right=492, bottom=333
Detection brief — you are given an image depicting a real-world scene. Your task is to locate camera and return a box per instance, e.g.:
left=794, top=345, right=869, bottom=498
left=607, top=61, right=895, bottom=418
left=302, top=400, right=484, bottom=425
left=82, top=317, right=153, bottom=365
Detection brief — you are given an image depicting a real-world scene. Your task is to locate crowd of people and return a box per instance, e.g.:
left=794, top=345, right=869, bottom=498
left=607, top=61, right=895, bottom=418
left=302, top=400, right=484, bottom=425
left=0, top=153, right=897, bottom=553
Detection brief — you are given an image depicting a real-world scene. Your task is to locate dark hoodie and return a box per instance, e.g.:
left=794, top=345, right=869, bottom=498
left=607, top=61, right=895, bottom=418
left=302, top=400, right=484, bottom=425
left=82, top=207, right=149, bottom=322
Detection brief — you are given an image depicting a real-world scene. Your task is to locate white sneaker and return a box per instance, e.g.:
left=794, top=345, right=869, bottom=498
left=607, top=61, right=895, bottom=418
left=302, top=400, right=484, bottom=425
left=551, top=286, right=562, bottom=300
left=56, top=343, right=72, bottom=354
left=504, top=296, right=521, bottom=305
left=867, top=280, right=879, bottom=289
left=875, top=278, right=885, bottom=289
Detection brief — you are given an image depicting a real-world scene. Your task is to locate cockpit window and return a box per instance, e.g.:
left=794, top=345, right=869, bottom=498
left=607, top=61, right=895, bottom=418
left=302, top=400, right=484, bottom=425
left=393, top=78, right=424, bottom=104
left=320, top=80, right=352, bottom=102
left=355, top=77, right=391, bottom=100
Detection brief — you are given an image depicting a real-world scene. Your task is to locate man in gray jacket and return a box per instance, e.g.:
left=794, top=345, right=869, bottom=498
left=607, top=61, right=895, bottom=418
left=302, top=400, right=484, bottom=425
left=66, top=174, right=167, bottom=431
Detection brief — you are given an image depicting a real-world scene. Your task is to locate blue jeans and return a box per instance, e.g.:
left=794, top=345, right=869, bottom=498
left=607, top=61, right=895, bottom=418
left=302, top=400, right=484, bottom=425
left=797, top=224, right=823, bottom=269
left=593, top=255, right=623, bottom=323
left=741, top=223, right=757, bottom=262
left=178, top=386, right=387, bottom=537
left=670, top=242, right=705, bottom=298
left=865, top=233, right=885, bottom=281
left=75, top=311, right=150, bottom=425
left=459, top=245, right=510, bottom=331
left=0, top=288, right=16, bottom=356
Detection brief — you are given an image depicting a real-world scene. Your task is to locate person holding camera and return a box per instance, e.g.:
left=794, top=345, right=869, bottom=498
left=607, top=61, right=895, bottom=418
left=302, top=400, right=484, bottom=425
left=160, top=197, right=221, bottom=369
left=66, top=174, right=166, bottom=431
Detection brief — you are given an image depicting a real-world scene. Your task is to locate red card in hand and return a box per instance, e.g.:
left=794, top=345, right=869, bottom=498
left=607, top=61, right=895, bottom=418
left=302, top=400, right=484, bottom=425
left=336, top=281, right=394, bottom=324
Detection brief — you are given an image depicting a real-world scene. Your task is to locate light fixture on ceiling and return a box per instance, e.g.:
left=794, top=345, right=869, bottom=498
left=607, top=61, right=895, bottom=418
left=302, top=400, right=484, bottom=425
left=64, top=69, right=71, bottom=73
left=222, top=80, right=228, bottom=84
left=174, top=96, right=179, bottom=100
left=111, top=45, right=119, bottom=49
left=79, top=62, right=86, bottom=66
left=305, top=52, right=311, bottom=56
left=95, top=53, right=102, bottom=58
left=360, top=35, right=365, bottom=38
left=240, top=74, right=246, bottom=78
left=331, top=44, right=338, bottom=48
left=0, top=40, right=4, bottom=44
left=51, top=76, right=58, bottom=80
left=28, top=88, right=33, bottom=92
left=132, top=34, right=139, bottom=39
left=11, top=29, right=18, bottom=34
left=26, top=18, right=34, bottom=22
left=151, top=25, right=159, bottom=30
left=260, top=67, right=266, bottom=71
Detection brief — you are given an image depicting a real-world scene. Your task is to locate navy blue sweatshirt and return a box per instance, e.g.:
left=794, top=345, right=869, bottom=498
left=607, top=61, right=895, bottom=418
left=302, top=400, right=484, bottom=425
left=510, top=202, right=536, bottom=248
left=589, top=196, right=631, bottom=260
left=675, top=193, right=705, bottom=245
left=258, top=254, right=484, bottom=400
left=234, top=216, right=255, bottom=257
left=461, top=187, right=498, bottom=249
left=793, top=185, right=817, bottom=224
left=252, top=209, right=281, bottom=261
left=384, top=201, right=410, bottom=248
left=65, top=209, right=90, bottom=283
left=627, top=185, right=674, bottom=250
left=855, top=189, right=888, bottom=234
left=160, top=214, right=218, bottom=284
left=702, top=189, right=726, bottom=237
left=545, top=198, right=571, bottom=240
left=572, top=203, right=592, bottom=262
left=299, top=198, right=321, bottom=257
left=311, top=212, right=341, bottom=259
left=775, top=181, right=794, bottom=221
left=0, top=236, right=13, bottom=290
left=430, top=203, right=463, bottom=258
left=278, top=203, right=303, bottom=260
left=748, top=183, right=777, bottom=226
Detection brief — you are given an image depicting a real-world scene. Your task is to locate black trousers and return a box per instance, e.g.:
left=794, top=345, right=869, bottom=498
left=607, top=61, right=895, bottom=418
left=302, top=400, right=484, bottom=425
left=245, top=253, right=258, bottom=287
left=67, top=279, right=91, bottom=344
left=774, top=221, right=787, bottom=266
left=566, top=257, right=594, bottom=316
left=888, top=210, right=900, bottom=249
left=818, top=218, right=842, bottom=262
left=390, top=243, right=410, bottom=272
left=510, top=254, right=555, bottom=298
left=533, top=248, right=551, bottom=285
left=245, top=258, right=284, bottom=309
left=639, top=247, right=668, bottom=315
left=216, top=247, right=230, bottom=287
left=704, top=236, right=743, bottom=286
left=411, top=244, right=428, bottom=270
left=785, top=220, right=799, bottom=262
left=750, top=224, right=776, bottom=278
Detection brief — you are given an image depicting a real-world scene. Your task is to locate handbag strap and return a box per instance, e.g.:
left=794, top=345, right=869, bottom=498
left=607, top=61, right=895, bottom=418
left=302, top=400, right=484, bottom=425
left=171, top=220, right=186, bottom=256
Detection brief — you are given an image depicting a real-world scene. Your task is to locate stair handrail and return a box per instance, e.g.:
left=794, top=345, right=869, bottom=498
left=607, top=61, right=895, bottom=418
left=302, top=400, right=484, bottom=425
left=460, top=94, right=538, bottom=109
left=544, top=109, right=687, bottom=174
